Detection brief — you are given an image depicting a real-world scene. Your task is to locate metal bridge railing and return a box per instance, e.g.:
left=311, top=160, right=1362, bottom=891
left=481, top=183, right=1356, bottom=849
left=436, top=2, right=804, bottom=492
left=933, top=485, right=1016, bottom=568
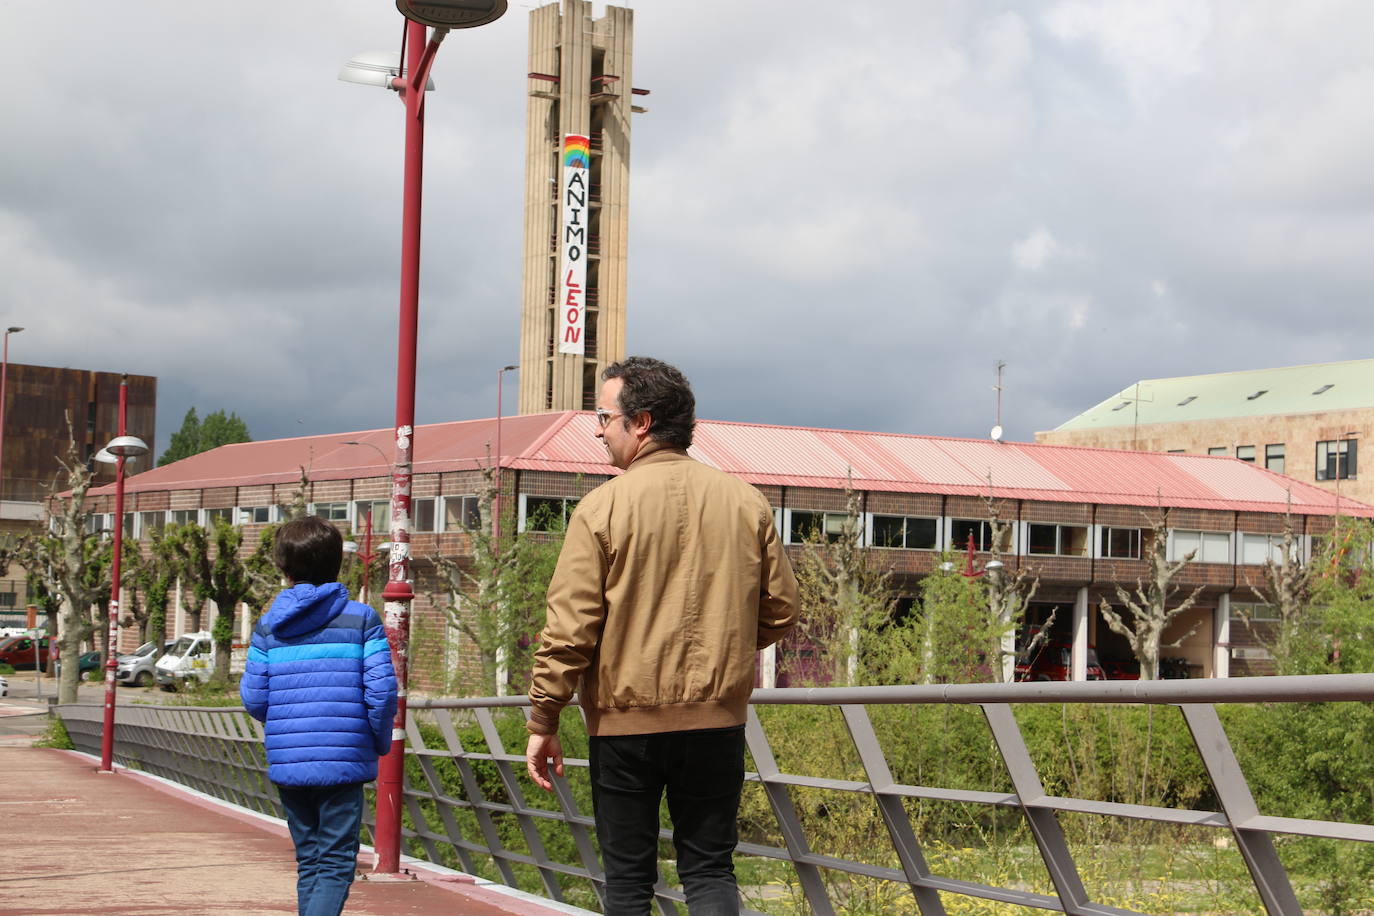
left=57, top=674, right=1374, bottom=916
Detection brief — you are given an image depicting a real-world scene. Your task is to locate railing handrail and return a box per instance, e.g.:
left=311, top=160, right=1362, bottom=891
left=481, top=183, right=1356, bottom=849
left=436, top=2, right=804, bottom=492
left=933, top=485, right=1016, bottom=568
left=407, top=671, right=1374, bottom=710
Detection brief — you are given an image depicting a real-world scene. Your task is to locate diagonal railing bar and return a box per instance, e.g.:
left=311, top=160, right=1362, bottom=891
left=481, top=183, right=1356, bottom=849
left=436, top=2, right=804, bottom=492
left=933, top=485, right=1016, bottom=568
left=744, top=705, right=836, bottom=916
left=981, top=703, right=1103, bottom=914
left=838, top=704, right=947, bottom=915
left=474, top=706, right=567, bottom=903
left=54, top=672, right=1374, bottom=916
left=1180, top=703, right=1303, bottom=915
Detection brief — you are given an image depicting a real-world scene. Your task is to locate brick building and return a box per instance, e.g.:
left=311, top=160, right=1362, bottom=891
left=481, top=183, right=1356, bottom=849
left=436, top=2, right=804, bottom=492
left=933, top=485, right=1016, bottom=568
left=1, top=364, right=156, bottom=618
left=1036, top=358, right=1374, bottom=507
left=82, top=412, right=1370, bottom=686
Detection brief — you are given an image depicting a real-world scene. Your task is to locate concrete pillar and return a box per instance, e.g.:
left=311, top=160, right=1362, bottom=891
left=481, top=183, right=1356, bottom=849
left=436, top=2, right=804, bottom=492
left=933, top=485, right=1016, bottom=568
left=760, top=644, right=777, bottom=689
left=1214, top=593, right=1231, bottom=678
left=1071, top=586, right=1089, bottom=681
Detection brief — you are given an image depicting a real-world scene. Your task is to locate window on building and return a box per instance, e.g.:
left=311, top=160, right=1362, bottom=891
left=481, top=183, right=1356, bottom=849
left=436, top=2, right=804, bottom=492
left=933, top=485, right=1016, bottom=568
left=205, top=507, right=234, bottom=525
left=139, top=511, right=164, bottom=537
left=871, top=515, right=938, bottom=550
left=0, top=592, right=15, bottom=609
left=1235, top=445, right=1255, bottom=463
left=1230, top=602, right=1280, bottom=623
left=412, top=497, right=436, bottom=533
left=353, top=500, right=391, bottom=536
left=1171, top=530, right=1230, bottom=563
left=239, top=506, right=273, bottom=524
left=1240, top=533, right=1293, bottom=566
left=1027, top=523, right=1089, bottom=556
left=85, top=513, right=111, bottom=534
left=311, top=502, right=348, bottom=522
left=522, top=496, right=577, bottom=532
left=788, top=510, right=850, bottom=545
left=1315, top=439, right=1357, bottom=481
left=1167, top=449, right=1186, bottom=454
left=444, top=495, right=481, bottom=531
left=1207, top=447, right=1228, bottom=456
left=1265, top=444, right=1285, bottom=474
left=169, top=509, right=198, bottom=526
left=950, top=519, right=1010, bottom=553
left=1100, top=526, right=1143, bottom=559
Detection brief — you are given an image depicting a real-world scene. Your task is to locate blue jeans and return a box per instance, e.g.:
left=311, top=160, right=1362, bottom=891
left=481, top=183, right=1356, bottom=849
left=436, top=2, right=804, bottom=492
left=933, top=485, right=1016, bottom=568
left=277, top=782, right=365, bottom=916
left=589, top=726, right=746, bottom=916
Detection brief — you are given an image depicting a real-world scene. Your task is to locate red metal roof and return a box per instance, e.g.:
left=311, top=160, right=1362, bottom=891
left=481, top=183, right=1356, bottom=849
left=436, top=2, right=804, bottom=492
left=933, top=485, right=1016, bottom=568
left=101, top=412, right=1372, bottom=517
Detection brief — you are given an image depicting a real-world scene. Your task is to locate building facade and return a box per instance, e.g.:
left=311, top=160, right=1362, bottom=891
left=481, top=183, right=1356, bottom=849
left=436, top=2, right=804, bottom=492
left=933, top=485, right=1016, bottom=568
left=517, top=0, right=645, bottom=414
left=1, top=364, right=156, bottom=619
left=1037, top=359, right=1374, bottom=507
left=81, top=414, right=1369, bottom=687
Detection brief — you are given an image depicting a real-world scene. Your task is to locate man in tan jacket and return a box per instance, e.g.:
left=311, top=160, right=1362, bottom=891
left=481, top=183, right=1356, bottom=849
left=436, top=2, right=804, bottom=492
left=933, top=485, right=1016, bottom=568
left=526, top=357, right=798, bottom=915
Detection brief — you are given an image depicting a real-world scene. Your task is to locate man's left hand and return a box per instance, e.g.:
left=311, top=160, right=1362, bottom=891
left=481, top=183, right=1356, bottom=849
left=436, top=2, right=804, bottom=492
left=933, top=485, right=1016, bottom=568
left=526, top=733, right=564, bottom=792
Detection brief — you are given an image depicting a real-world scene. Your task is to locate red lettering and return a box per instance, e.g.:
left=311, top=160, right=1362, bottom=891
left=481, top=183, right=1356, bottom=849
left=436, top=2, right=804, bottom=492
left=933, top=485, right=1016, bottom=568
left=563, top=327, right=582, bottom=343
left=565, top=289, right=582, bottom=307
left=564, top=269, right=581, bottom=289
left=566, top=307, right=581, bottom=323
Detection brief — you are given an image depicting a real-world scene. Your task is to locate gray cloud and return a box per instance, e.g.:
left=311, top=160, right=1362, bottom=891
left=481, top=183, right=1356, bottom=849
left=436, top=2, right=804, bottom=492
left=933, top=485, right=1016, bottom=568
left=1, top=0, right=1371, bottom=459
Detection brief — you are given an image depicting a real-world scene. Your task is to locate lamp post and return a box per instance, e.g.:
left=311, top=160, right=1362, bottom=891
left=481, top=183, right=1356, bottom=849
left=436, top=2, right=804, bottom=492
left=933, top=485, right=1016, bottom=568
left=99, top=375, right=149, bottom=772
left=0, top=326, right=23, bottom=506
left=340, top=0, right=507, bottom=876
left=493, top=364, right=517, bottom=545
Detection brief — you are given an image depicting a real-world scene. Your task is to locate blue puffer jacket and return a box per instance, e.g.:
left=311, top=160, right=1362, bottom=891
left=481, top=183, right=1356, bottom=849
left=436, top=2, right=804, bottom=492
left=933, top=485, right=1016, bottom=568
left=239, top=582, right=398, bottom=787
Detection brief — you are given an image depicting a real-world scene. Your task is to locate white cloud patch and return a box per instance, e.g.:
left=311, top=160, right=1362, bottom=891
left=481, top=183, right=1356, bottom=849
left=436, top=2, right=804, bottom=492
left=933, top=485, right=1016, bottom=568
left=1043, top=0, right=1213, bottom=102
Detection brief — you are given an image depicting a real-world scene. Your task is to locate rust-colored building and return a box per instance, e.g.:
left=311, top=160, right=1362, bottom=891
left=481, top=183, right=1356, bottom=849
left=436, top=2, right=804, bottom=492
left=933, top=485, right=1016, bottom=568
left=82, top=412, right=1369, bottom=686
left=0, top=364, right=157, bottom=616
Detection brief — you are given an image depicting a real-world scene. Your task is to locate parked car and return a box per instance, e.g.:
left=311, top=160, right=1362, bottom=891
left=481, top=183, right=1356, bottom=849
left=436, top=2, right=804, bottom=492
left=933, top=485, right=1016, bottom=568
left=116, top=641, right=174, bottom=688
left=0, top=635, right=53, bottom=672
left=57, top=650, right=101, bottom=676
left=1016, top=641, right=1106, bottom=681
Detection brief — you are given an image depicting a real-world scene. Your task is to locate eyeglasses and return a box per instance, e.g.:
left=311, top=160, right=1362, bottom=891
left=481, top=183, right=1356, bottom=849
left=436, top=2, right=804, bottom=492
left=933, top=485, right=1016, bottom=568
left=594, top=408, right=623, bottom=428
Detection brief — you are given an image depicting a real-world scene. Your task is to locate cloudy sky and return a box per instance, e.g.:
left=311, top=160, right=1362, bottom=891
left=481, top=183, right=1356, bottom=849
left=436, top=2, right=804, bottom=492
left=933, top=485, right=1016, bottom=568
left=3, top=1, right=1372, bottom=458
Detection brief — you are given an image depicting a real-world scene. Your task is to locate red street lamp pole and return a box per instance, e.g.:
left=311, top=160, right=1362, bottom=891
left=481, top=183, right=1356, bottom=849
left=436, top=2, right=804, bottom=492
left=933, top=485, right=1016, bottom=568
left=353, top=0, right=507, bottom=874
left=99, top=376, right=148, bottom=772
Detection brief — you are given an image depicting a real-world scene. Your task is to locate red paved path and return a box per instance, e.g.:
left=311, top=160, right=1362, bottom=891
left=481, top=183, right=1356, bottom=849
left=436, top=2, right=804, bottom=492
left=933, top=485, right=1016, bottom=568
left=0, top=746, right=591, bottom=916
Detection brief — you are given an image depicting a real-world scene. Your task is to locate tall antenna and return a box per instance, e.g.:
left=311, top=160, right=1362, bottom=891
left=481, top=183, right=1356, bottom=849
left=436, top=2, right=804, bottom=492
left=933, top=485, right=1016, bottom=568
left=991, top=360, right=1006, bottom=441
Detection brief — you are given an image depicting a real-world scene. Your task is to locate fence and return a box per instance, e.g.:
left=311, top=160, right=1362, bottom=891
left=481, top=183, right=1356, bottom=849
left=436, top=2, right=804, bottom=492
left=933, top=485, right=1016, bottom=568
left=58, top=674, right=1374, bottom=916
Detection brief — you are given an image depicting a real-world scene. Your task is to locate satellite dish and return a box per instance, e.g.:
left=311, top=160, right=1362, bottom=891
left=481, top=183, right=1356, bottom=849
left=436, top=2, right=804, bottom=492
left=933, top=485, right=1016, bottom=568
left=990, top=425, right=1004, bottom=442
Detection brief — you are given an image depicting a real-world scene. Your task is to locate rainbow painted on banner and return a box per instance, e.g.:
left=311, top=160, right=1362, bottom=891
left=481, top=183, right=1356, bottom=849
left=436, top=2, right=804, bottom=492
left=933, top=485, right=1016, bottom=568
left=563, top=134, right=590, bottom=169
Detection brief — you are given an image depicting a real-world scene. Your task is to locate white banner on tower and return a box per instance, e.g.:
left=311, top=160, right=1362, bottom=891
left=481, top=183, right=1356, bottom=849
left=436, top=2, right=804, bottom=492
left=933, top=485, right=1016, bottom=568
left=557, top=134, right=591, bottom=355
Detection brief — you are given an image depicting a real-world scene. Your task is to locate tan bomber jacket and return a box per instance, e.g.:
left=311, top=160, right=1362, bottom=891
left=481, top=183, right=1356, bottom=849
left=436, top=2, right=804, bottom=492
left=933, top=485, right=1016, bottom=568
left=526, top=446, right=799, bottom=737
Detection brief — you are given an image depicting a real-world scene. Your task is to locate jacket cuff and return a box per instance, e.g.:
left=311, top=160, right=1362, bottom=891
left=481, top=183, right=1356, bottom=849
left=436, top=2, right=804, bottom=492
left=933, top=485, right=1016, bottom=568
left=526, top=707, right=561, bottom=735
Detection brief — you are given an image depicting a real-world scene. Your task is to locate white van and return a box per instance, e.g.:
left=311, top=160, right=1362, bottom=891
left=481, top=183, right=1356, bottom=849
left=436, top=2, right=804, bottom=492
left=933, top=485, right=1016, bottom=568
left=155, top=632, right=216, bottom=689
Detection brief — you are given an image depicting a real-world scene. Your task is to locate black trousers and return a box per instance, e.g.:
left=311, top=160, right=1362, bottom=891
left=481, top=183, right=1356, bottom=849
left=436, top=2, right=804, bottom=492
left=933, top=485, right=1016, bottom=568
left=588, top=725, right=746, bottom=916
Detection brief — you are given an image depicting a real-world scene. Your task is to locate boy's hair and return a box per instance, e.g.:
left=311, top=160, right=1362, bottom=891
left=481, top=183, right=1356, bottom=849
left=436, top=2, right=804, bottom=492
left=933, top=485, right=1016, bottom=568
left=273, top=516, right=344, bottom=586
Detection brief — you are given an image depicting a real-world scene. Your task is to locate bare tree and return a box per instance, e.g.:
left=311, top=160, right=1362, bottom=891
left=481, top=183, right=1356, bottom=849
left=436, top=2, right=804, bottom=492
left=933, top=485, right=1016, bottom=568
left=1098, top=508, right=1203, bottom=679
left=17, top=426, right=117, bottom=703
left=792, top=485, right=894, bottom=686
left=170, top=519, right=278, bottom=686
left=981, top=485, right=1041, bottom=681
left=1242, top=496, right=1311, bottom=663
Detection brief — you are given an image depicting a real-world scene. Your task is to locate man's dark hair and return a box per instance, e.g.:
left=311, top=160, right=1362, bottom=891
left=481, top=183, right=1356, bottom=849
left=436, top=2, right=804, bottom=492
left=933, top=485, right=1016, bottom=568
left=603, top=356, right=696, bottom=449
left=273, top=516, right=344, bottom=586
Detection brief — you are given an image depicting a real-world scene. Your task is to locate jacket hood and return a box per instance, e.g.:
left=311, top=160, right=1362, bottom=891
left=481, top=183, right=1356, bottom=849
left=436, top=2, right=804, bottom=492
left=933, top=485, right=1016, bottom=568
left=263, top=582, right=352, bottom=639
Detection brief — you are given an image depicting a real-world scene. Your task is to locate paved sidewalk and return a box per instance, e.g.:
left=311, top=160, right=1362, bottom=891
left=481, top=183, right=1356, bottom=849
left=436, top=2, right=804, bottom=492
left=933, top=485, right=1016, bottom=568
left=0, top=746, right=593, bottom=916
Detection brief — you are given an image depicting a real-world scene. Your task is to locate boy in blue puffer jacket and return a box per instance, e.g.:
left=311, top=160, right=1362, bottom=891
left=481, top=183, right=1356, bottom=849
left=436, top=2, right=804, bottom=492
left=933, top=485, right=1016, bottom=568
left=240, top=515, right=398, bottom=916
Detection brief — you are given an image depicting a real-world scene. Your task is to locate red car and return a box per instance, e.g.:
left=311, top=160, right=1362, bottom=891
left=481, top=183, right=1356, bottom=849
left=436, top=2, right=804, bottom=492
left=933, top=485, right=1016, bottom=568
left=1016, top=641, right=1105, bottom=681
left=0, top=634, right=53, bottom=671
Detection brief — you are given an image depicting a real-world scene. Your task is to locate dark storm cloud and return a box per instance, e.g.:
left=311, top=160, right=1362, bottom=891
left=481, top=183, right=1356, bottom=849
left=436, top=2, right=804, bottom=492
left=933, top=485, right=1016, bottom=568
left=2, top=1, right=1373, bottom=459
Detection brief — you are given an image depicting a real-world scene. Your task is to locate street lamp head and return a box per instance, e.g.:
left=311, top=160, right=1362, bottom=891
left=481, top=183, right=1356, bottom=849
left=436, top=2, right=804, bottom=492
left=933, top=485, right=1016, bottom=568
left=104, top=435, right=149, bottom=458
left=343, top=541, right=360, bottom=554
left=93, top=448, right=117, bottom=465
left=5, top=327, right=22, bottom=334
left=501, top=364, right=518, bottom=372
left=338, top=51, right=436, bottom=91
left=984, top=560, right=1004, bottom=572
left=395, top=0, right=507, bottom=28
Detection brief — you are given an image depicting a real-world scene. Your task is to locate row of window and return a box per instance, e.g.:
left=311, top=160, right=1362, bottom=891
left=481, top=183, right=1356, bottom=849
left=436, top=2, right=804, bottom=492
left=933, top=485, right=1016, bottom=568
left=786, top=511, right=1340, bottom=566
left=1197, top=440, right=1357, bottom=481
left=86, top=493, right=579, bottom=541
